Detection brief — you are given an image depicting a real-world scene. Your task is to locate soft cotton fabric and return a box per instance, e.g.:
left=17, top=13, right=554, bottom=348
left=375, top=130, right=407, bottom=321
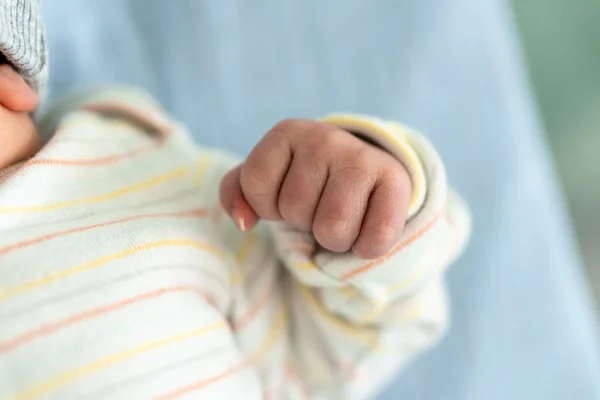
left=0, top=87, right=469, bottom=399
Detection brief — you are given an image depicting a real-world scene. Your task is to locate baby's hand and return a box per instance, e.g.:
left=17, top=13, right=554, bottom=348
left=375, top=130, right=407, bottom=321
left=220, top=119, right=412, bottom=259
left=0, top=63, right=40, bottom=169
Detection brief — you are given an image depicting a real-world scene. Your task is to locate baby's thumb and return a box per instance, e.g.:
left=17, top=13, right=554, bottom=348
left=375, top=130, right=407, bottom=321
left=219, top=165, right=260, bottom=232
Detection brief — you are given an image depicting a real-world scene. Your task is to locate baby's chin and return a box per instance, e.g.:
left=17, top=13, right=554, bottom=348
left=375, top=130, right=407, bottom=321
left=0, top=105, right=41, bottom=169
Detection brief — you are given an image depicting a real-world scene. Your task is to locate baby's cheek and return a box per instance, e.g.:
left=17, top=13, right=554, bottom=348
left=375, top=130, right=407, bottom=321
left=0, top=107, right=41, bottom=169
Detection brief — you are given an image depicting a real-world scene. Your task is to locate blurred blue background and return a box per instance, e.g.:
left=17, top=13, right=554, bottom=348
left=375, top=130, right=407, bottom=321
left=514, top=0, right=600, bottom=305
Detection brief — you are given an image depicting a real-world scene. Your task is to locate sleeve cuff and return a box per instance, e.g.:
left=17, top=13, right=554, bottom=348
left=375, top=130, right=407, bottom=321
left=321, top=113, right=428, bottom=220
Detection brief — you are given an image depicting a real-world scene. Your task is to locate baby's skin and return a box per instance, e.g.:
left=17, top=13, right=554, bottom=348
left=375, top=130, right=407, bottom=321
left=0, top=64, right=41, bottom=169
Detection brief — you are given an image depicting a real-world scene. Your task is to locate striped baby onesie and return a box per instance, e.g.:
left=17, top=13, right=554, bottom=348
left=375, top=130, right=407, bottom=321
left=0, top=87, right=470, bottom=400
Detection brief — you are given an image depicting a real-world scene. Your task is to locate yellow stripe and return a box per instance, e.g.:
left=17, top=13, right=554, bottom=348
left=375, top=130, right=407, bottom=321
left=0, top=167, right=189, bottom=214
left=352, top=263, right=427, bottom=323
left=103, top=119, right=141, bottom=131
left=320, top=115, right=424, bottom=214
left=230, top=233, right=259, bottom=285
left=299, top=285, right=374, bottom=345
left=295, top=262, right=317, bottom=271
left=235, top=233, right=258, bottom=265
left=194, top=153, right=211, bottom=186
left=56, top=118, right=97, bottom=131
left=247, top=306, right=287, bottom=365
left=401, top=300, right=425, bottom=322
left=339, top=286, right=356, bottom=298
left=386, top=263, right=427, bottom=295
left=351, top=303, right=384, bottom=325
left=0, top=240, right=223, bottom=301
left=13, top=321, right=227, bottom=400
left=230, top=271, right=243, bottom=285
left=61, top=118, right=138, bottom=132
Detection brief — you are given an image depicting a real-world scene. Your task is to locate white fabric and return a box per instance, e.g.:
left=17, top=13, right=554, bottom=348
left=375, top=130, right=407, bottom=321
left=0, top=87, right=470, bottom=399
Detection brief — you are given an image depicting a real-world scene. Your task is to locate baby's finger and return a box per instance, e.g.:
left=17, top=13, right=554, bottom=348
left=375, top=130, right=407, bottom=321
left=0, top=64, right=38, bottom=112
left=278, top=153, right=328, bottom=231
left=0, top=107, right=41, bottom=169
left=312, top=167, right=375, bottom=253
left=240, top=124, right=294, bottom=220
left=219, top=165, right=260, bottom=232
left=352, top=169, right=411, bottom=259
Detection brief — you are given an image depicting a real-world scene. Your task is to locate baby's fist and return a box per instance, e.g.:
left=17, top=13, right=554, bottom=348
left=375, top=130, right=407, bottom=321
left=219, top=119, right=412, bottom=259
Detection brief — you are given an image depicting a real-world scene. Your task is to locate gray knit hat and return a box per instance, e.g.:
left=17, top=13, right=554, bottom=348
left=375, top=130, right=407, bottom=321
left=0, top=0, right=48, bottom=97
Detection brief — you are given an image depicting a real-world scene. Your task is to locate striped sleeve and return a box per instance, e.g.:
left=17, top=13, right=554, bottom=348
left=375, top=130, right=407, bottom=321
left=270, top=114, right=471, bottom=399
left=0, top=87, right=265, bottom=400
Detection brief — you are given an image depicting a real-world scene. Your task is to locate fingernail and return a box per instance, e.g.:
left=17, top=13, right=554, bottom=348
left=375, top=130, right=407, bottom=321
left=232, top=207, right=247, bottom=232
left=238, top=213, right=247, bottom=232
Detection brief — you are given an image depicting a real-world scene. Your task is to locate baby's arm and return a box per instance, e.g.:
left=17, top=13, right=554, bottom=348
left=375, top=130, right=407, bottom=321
left=221, top=116, right=471, bottom=399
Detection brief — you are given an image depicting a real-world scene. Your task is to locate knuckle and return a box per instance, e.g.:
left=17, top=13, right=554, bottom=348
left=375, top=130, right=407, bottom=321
left=384, top=172, right=412, bottom=208
left=387, top=176, right=406, bottom=199
left=338, top=164, right=377, bottom=188
left=320, top=126, right=351, bottom=149
left=270, top=118, right=303, bottom=138
left=369, top=222, right=400, bottom=245
left=321, top=212, right=352, bottom=234
left=352, top=243, right=381, bottom=260
left=357, top=221, right=400, bottom=258
left=313, top=213, right=355, bottom=251
left=375, top=162, right=410, bottom=199
left=309, top=125, right=349, bottom=155
left=334, top=147, right=380, bottom=185
left=384, top=160, right=411, bottom=190
left=279, top=195, right=311, bottom=231
left=241, top=162, right=273, bottom=194
left=353, top=243, right=388, bottom=261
